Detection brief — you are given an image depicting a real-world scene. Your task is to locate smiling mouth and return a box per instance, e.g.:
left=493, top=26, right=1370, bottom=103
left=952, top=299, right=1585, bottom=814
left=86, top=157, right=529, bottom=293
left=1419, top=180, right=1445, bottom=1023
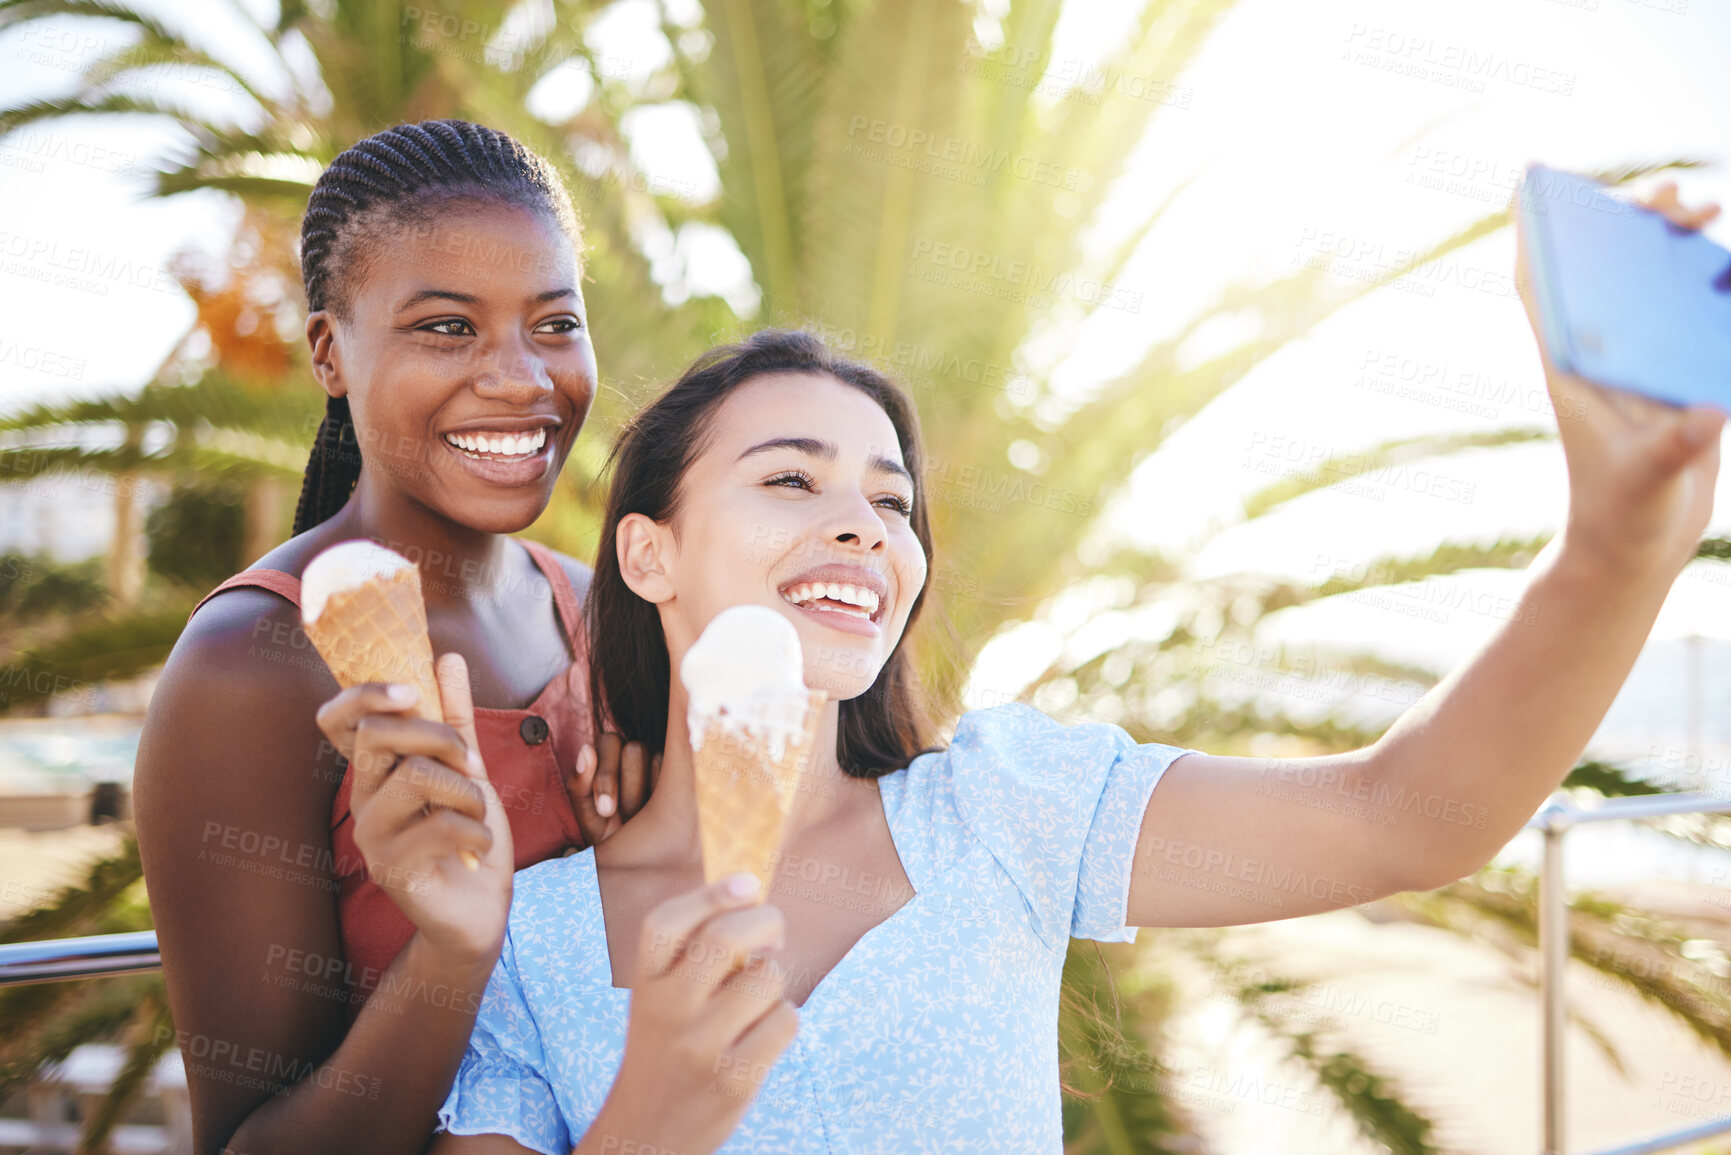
left=442, top=429, right=548, bottom=460
left=780, top=581, right=883, bottom=623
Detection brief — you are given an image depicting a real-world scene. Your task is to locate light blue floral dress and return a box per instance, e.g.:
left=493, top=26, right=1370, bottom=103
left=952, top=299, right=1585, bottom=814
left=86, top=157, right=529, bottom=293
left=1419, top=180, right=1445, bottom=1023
left=437, top=703, right=1200, bottom=1153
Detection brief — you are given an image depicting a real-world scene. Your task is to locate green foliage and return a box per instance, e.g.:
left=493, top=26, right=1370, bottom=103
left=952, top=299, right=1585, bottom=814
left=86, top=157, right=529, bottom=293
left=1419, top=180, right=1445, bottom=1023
left=0, top=552, right=107, bottom=625
left=1193, top=936, right=1438, bottom=1154
left=1057, top=940, right=1197, bottom=1155
left=1387, top=866, right=1731, bottom=1067
left=145, top=482, right=247, bottom=587
left=0, top=600, right=192, bottom=711
left=1563, top=760, right=1669, bottom=798
left=0, top=833, right=158, bottom=1128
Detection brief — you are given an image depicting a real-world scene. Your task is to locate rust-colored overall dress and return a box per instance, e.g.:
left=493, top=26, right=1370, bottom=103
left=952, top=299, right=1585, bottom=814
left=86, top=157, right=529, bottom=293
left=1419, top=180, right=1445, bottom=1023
left=190, top=539, right=592, bottom=1016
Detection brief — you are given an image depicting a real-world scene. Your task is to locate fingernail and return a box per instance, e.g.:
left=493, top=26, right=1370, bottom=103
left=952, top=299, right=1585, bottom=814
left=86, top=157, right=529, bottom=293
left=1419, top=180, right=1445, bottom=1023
left=387, top=684, right=416, bottom=704
left=725, top=873, right=760, bottom=899
left=595, top=794, right=615, bottom=817
left=468, top=748, right=484, bottom=775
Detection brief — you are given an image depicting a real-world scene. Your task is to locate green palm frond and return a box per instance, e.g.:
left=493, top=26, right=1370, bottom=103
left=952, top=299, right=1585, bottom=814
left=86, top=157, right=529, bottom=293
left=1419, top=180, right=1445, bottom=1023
left=0, top=602, right=194, bottom=710
left=0, top=553, right=108, bottom=627
left=1564, top=760, right=1669, bottom=798
left=0, top=375, right=322, bottom=440
left=0, top=835, right=145, bottom=945
left=79, top=987, right=174, bottom=1154
left=1058, top=939, right=1198, bottom=1155
left=0, top=90, right=230, bottom=140
left=1299, top=532, right=1554, bottom=602
left=1241, top=427, right=1553, bottom=522
left=0, top=976, right=156, bottom=1101
left=1386, top=869, right=1731, bottom=1061
left=78, top=32, right=277, bottom=113
left=0, top=836, right=152, bottom=1100
left=1182, top=935, right=1437, bottom=1152
left=0, top=0, right=180, bottom=44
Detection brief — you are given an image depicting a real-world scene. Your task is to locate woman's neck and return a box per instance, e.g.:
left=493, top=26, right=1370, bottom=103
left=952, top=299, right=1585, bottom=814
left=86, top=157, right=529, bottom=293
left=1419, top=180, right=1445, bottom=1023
left=325, top=474, right=515, bottom=609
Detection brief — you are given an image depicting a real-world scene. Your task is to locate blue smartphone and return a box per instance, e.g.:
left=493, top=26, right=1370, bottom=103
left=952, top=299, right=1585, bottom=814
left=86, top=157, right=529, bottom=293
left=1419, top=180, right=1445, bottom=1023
left=1519, top=164, right=1731, bottom=414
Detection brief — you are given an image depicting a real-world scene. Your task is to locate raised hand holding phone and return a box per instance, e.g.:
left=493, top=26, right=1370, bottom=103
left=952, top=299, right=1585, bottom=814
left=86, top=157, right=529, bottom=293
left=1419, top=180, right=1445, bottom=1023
left=1514, top=172, right=1726, bottom=576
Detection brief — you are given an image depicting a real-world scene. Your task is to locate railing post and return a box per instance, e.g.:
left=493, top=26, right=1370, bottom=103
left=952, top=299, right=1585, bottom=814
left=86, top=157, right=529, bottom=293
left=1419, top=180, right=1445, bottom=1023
left=1540, top=801, right=1572, bottom=1155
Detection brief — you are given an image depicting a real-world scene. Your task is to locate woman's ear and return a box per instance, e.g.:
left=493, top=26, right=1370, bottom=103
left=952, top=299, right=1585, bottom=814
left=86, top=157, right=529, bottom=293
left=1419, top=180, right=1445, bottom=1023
left=616, top=513, right=675, bottom=603
left=306, top=311, right=346, bottom=399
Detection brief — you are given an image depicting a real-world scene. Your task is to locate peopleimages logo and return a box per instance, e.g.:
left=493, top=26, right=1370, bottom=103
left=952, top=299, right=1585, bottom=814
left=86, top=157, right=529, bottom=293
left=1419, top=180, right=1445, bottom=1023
left=908, top=238, right=1142, bottom=313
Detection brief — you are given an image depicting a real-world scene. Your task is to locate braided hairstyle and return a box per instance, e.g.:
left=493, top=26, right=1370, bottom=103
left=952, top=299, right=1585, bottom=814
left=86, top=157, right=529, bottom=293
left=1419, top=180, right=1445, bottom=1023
left=292, top=119, right=581, bottom=535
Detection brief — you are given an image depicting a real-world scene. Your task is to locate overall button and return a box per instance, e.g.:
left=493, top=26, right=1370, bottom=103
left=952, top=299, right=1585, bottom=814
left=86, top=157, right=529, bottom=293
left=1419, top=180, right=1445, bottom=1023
left=519, top=715, right=550, bottom=746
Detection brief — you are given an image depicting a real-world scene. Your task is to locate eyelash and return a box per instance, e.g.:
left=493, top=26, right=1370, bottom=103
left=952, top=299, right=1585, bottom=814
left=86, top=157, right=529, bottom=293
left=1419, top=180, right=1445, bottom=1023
left=418, top=316, right=581, bottom=337
left=764, top=470, right=913, bottom=517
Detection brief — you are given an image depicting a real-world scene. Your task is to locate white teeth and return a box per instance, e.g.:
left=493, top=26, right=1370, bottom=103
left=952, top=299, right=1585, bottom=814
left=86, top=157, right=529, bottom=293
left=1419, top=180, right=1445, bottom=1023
left=445, top=429, right=548, bottom=458
left=779, top=579, right=884, bottom=617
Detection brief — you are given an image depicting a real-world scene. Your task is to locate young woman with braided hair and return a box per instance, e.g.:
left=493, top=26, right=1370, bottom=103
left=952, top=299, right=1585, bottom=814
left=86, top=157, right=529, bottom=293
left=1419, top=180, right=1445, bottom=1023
left=134, top=120, right=657, bottom=1155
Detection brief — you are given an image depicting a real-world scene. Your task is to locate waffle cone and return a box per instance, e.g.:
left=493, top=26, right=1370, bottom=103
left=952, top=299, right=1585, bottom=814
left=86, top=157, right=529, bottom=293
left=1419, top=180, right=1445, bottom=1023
left=692, top=688, right=827, bottom=893
left=303, top=566, right=443, bottom=725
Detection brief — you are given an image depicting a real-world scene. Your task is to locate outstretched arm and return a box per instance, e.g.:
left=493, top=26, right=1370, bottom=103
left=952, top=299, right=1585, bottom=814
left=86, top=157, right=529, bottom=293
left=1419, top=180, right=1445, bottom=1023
left=1126, top=181, right=1725, bottom=928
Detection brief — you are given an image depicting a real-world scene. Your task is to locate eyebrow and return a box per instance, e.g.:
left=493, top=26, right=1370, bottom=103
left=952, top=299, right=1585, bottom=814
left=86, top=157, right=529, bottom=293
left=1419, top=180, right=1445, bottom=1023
left=737, top=436, right=913, bottom=483
left=398, top=287, right=577, bottom=310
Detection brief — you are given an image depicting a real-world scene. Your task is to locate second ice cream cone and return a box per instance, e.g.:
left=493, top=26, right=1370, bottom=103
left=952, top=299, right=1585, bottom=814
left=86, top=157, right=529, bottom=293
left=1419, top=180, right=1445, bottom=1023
left=693, top=688, right=827, bottom=893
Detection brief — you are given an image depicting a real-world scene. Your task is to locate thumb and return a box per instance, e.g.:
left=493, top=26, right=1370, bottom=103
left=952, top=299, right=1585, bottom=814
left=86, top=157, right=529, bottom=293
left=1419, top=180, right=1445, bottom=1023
left=435, top=652, right=485, bottom=777
left=1683, top=406, right=1727, bottom=454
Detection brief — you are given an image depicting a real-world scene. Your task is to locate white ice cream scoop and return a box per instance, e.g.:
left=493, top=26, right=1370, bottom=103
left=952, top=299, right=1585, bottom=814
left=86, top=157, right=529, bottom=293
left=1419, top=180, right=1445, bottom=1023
left=301, top=539, right=416, bottom=625
left=680, top=604, right=811, bottom=759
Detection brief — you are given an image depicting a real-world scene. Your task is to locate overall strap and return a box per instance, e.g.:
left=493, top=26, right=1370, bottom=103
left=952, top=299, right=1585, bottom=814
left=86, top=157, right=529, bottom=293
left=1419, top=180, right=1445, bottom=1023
left=519, top=539, right=584, bottom=656
left=188, top=570, right=303, bottom=621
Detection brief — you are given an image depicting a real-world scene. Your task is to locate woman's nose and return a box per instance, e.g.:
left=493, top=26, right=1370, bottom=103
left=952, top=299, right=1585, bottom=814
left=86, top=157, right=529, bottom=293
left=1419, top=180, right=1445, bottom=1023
left=831, top=492, right=888, bottom=552
left=472, top=340, right=554, bottom=402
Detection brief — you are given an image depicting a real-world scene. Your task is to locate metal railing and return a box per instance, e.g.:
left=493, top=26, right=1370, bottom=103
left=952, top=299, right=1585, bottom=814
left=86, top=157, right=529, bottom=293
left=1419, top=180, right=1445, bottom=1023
left=5, top=794, right=1731, bottom=1153
left=0, top=929, right=159, bottom=986
left=1531, top=791, right=1731, bottom=1155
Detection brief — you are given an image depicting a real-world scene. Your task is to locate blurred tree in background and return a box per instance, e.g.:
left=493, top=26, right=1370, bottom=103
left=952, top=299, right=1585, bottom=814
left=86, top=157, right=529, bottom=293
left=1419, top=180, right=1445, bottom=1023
left=3, top=1, right=1730, bottom=1150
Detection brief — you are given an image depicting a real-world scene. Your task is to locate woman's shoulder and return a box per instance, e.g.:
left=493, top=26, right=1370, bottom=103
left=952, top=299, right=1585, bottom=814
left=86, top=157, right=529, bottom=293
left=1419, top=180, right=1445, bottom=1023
left=944, top=702, right=1133, bottom=766
left=146, top=523, right=366, bottom=748
left=164, top=585, right=327, bottom=707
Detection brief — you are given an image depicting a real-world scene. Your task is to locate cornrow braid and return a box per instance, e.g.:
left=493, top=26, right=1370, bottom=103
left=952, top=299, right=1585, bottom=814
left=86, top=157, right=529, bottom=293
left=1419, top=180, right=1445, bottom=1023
left=292, top=395, right=362, bottom=536
left=291, top=119, right=581, bottom=533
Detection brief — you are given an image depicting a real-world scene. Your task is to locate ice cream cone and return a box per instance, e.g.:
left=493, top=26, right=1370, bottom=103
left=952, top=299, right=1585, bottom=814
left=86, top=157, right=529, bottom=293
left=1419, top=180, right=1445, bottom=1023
left=303, top=564, right=443, bottom=724
left=693, top=688, right=827, bottom=892
left=301, top=541, right=479, bottom=870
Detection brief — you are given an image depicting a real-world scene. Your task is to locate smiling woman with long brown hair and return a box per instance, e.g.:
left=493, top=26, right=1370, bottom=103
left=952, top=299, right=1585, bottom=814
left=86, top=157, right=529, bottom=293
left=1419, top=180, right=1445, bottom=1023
left=133, top=120, right=652, bottom=1155
left=416, top=245, right=1721, bottom=1150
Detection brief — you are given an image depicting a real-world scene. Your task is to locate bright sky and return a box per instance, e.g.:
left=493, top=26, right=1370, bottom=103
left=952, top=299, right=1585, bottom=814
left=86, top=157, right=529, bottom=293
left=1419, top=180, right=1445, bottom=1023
left=2, top=0, right=1730, bottom=737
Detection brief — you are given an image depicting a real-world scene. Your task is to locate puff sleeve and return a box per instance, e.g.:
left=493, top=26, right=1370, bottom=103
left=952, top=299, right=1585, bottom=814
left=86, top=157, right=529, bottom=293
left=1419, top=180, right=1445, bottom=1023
left=942, top=703, right=1199, bottom=948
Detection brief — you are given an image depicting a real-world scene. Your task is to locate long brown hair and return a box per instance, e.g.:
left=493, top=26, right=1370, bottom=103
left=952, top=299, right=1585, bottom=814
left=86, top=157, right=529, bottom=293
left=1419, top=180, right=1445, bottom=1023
left=586, top=329, right=933, bottom=776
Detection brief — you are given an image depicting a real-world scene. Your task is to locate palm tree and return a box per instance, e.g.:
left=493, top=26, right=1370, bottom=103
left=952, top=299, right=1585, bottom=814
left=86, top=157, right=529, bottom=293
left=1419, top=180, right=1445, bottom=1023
left=4, top=0, right=1723, bottom=1148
